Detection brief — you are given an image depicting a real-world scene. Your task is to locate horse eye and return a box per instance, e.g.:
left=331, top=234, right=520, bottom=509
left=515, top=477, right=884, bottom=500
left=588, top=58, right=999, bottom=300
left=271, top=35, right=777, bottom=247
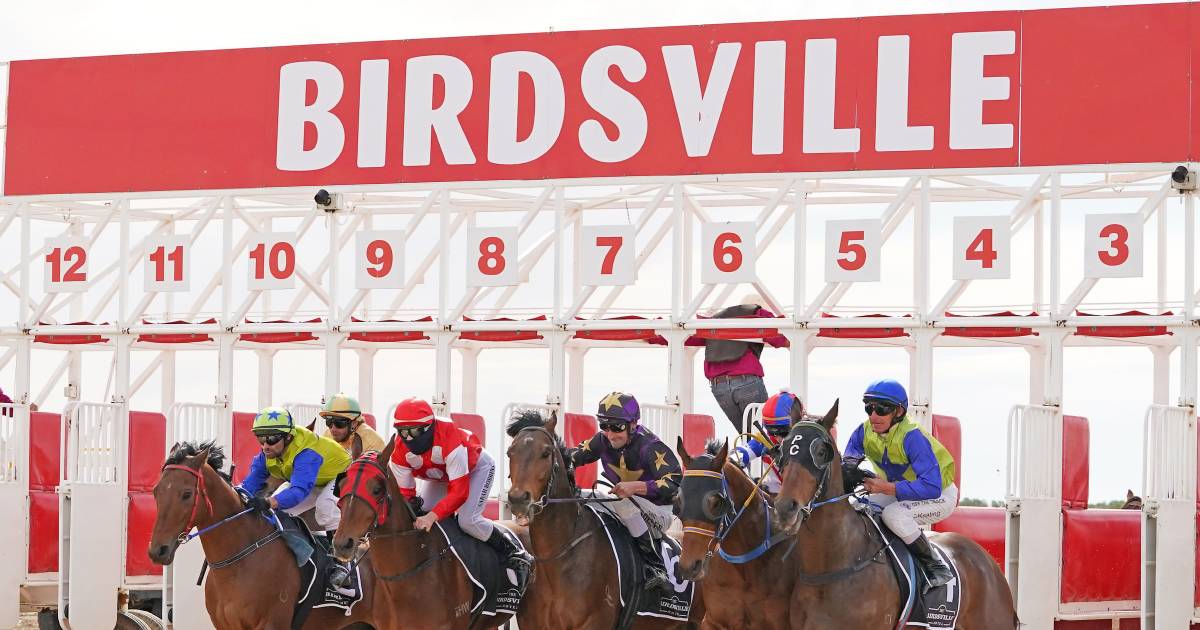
left=181, top=491, right=193, bottom=500
left=371, top=483, right=385, bottom=496
left=540, top=447, right=551, bottom=459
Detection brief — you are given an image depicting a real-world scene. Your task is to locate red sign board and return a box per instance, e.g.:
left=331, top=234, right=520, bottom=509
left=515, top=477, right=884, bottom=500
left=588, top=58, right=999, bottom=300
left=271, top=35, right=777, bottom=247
left=4, top=3, right=1196, bottom=195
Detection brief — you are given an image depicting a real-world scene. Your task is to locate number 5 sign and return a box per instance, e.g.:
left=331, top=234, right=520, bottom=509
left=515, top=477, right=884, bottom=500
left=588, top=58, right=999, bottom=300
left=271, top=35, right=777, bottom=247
left=952, top=216, right=1010, bottom=280
left=825, top=219, right=881, bottom=283
left=44, top=236, right=90, bottom=292
left=1084, top=214, right=1142, bottom=278
left=356, top=231, right=406, bottom=289
left=701, top=222, right=756, bottom=284
left=467, top=227, right=518, bottom=287
left=580, top=226, right=635, bottom=286
left=247, top=234, right=297, bottom=290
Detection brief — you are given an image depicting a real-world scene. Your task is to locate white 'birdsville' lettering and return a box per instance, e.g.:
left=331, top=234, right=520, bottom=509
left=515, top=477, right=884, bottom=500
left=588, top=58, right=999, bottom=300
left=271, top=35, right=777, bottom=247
left=275, top=31, right=1016, bottom=171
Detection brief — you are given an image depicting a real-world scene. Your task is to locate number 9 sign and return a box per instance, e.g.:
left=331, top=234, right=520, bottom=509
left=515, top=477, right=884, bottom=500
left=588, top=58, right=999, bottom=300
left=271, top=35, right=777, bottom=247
left=467, top=227, right=519, bottom=287
left=1084, top=214, right=1142, bottom=278
left=701, top=222, right=756, bottom=284
left=825, top=219, right=881, bottom=282
left=356, top=230, right=406, bottom=289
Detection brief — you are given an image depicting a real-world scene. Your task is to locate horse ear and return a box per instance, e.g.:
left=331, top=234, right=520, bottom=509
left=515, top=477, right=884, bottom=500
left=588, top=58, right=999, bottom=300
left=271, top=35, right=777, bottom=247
left=1127, top=489, right=1135, bottom=501
left=790, top=398, right=805, bottom=424
left=379, top=434, right=397, bottom=468
left=350, top=432, right=364, bottom=461
left=192, top=446, right=212, bottom=469
left=676, top=435, right=692, bottom=469
left=820, top=399, right=839, bottom=431
left=545, top=410, right=558, bottom=434
left=715, top=439, right=729, bottom=467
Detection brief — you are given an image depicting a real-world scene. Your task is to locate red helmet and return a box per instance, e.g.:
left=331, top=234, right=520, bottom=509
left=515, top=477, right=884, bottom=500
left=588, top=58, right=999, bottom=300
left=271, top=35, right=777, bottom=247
left=393, top=397, right=435, bottom=428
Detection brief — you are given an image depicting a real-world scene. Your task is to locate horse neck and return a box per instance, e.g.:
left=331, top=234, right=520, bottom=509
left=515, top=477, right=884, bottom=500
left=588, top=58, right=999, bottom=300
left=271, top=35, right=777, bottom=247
left=795, top=467, right=871, bottom=574
left=528, top=450, right=586, bottom=560
left=718, top=461, right=770, bottom=556
left=195, top=465, right=272, bottom=562
left=371, top=466, right=442, bottom=569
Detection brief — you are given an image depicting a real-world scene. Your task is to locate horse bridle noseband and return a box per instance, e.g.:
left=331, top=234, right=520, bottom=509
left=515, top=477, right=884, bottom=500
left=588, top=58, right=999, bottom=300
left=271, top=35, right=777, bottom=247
left=681, top=467, right=779, bottom=564
left=161, top=463, right=280, bottom=569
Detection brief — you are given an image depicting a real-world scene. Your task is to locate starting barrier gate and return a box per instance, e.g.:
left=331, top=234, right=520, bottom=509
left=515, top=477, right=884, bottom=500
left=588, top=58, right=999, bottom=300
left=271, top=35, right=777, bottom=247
left=1142, top=404, right=1197, bottom=629
left=0, top=404, right=27, bottom=628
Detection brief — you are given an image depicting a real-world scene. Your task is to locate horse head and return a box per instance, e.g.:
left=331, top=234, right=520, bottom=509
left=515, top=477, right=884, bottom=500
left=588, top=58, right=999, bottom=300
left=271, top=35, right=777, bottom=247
left=674, top=436, right=733, bottom=581
left=505, top=409, right=571, bottom=521
left=148, top=440, right=226, bottom=565
left=774, top=399, right=840, bottom=536
left=1123, top=489, right=1143, bottom=510
left=332, top=435, right=405, bottom=561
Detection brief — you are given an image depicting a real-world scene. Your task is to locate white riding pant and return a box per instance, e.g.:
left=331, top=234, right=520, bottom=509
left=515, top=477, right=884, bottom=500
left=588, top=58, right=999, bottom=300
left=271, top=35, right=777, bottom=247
left=587, top=490, right=674, bottom=538
left=868, top=483, right=958, bottom=544
left=415, top=450, right=496, bottom=542
left=273, top=479, right=341, bottom=530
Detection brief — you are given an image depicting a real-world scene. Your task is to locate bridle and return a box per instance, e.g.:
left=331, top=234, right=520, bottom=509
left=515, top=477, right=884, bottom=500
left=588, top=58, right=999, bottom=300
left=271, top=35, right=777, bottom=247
left=777, top=421, right=849, bottom=524
left=159, top=462, right=277, bottom=569
left=509, top=425, right=579, bottom=518
left=680, top=464, right=777, bottom=564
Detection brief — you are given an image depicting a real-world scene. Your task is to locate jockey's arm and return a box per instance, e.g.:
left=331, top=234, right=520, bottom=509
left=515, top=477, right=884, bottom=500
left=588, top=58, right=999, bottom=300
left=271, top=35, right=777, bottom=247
left=236, top=452, right=270, bottom=497
left=387, top=460, right=418, bottom=501
left=428, top=446, right=471, bottom=520
left=895, top=431, right=944, bottom=501
left=566, top=433, right=603, bottom=467
left=733, top=436, right=769, bottom=468
left=642, top=442, right=682, bottom=502
left=842, top=424, right=866, bottom=462
left=272, top=449, right=323, bottom=510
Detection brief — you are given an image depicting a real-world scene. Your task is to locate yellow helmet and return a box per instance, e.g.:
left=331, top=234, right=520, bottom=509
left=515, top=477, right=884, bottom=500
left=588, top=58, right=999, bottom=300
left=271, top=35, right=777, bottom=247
left=252, top=406, right=294, bottom=435
left=320, top=393, right=362, bottom=422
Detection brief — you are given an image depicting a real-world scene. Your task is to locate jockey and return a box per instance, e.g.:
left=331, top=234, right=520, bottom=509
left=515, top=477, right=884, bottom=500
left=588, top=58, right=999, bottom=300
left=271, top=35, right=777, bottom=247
left=320, top=393, right=386, bottom=455
left=566, top=392, right=681, bottom=593
left=388, top=397, right=532, bottom=581
left=236, top=406, right=354, bottom=585
left=732, top=389, right=801, bottom=493
left=843, top=379, right=957, bottom=589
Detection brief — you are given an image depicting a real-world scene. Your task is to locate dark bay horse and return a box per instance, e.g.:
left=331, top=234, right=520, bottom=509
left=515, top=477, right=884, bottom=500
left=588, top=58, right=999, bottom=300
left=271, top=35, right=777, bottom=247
left=505, top=411, right=703, bottom=629
left=674, top=437, right=794, bottom=630
left=147, top=441, right=376, bottom=630
left=771, top=404, right=1018, bottom=629
left=330, top=436, right=525, bottom=630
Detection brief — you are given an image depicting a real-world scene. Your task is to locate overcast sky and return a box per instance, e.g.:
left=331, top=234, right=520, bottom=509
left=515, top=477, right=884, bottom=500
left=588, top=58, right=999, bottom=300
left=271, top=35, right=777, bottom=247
left=0, top=0, right=1175, bottom=504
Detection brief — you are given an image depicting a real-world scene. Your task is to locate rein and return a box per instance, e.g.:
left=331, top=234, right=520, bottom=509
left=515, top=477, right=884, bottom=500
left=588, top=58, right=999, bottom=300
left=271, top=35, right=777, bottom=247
left=512, top=425, right=606, bottom=563
left=161, top=463, right=279, bottom=569
left=681, top=467, right=781, bottom=564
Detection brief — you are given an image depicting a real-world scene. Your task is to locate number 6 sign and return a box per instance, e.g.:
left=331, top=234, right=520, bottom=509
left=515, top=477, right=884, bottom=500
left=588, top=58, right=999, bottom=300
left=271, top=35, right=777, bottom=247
left=467, top=227, right=518, bottom=287
left=701, top=222, right=756, bottom=284
left=44, top=236, right=90, bottom=293
left=1084, top=214, right=1142, bottom=278
left=825, top=219, right=881, bottom=283
left=247, top=234, right=297, bottom=290
left=356, top=230, right=406, bottom=289
left=581, top=225, right=635, bottom=286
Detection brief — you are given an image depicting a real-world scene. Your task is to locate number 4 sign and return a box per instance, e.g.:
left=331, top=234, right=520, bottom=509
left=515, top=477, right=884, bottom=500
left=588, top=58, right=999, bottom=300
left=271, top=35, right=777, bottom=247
left=952, top=216, right=1010, bottom=280
left=581, top=226, right=636, bottom=286
left=1085, top=214, right=1142, bottom=278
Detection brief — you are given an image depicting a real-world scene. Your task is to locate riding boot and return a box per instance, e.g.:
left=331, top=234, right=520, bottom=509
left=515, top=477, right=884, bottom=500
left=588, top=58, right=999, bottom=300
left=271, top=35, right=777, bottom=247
left=486, top=527, right=533, bottom=587
left=634, top=532, right=671, bottom=594
left=328, top=560, right=353, bottom=589
left=907, top=533, right=953, bottom=591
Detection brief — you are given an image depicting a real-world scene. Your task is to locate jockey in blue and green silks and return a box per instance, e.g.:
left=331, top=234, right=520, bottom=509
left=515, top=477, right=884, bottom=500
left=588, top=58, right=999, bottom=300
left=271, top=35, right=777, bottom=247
left=843, top=379, right=956, bottom=589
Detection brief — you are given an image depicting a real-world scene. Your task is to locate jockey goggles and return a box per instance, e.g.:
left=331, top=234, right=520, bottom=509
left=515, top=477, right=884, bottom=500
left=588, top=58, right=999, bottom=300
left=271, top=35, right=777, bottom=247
left=256, top=433, right=287, bottom=446
left=598, top=421, right=629, bottom=433
left=864, top=401, right=897, bottom=417
left=324, top=417, right=353, bottom=429
left=764, top=423, right=791, bottom=438
left=396, top=425, right=428, bottom=440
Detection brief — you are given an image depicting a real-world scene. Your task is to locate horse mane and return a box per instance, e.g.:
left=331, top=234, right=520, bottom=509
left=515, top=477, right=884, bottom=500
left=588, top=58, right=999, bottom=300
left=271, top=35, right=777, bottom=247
left=704, top=438, right=723, bottom=456
left=164, top=440, right=231, bottom=482
left=504, top=409, right=564, bottom=448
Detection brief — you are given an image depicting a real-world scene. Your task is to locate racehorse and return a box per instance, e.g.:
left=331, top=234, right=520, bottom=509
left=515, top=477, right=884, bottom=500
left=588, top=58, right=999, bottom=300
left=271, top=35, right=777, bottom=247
left=147, top=441, right=375, bottom=630
left=674, top=437, right=794, bottom=630
left=771, top=403, right=1019, bottom=629
left=330, top=436, right=525, bottom=630
left=1123, top=489, right=1143, bottom=510
left=505, top=410, right=703, bottom=629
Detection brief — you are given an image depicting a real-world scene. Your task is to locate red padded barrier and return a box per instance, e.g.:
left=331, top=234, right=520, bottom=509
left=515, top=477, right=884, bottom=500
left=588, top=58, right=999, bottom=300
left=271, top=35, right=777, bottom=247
left=1060, top=509, right=1139, bottom=603
left=362, top=413, right=376, bottom=430
left=126, top=492, right=162, bottom=577
left=564, top=413, right=598, bottom=489
left=231, top=411, right=258, bottom=484
left=1062, top=415, right=1090, bottom=509
left=128, top=411, right=166, bottom=491
left=933, top=506, right=1005, bottom=571
left=28, top=490, right=59, bottom=574
left=682, top=414, right=715, bottom=457
left=451, top=413, right=487, bottom=444
left=484, top=500, right=500, bottom=520
left=931, top=415, right=962, bottom=492
left=29, top=411, right=61, bottom=491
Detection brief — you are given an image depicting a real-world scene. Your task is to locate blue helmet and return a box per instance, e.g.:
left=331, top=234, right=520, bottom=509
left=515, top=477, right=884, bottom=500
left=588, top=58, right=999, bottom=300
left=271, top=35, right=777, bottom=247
left=863, top=379, right=908, bottom=410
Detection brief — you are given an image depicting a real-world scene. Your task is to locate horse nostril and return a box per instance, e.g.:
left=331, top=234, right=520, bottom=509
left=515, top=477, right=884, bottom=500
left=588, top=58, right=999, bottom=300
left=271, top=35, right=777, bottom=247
left=337, top=538, right=355, bottom=550
left=508, top=490, right=530, bottom=504
left=153, top=544, right=168, bottom=558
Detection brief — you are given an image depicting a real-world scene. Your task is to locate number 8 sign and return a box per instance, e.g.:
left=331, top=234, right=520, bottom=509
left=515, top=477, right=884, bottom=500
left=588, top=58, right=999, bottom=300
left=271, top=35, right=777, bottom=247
left=701, top=222, right=756, bottom=284
left=467, top=227, right=519, bottom=287
left=1084, top=214, right=1142, bottom=278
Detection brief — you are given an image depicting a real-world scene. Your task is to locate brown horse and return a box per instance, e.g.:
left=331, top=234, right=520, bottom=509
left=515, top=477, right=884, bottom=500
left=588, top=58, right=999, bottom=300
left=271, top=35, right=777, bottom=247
left=505, top=411, right=703, bottom=629
left=771, top=404, right=1018, bottom=629
left=330, top=436, right=524, bottom=629
left=147, top=441, right=376, bottom=630
left=674, top=437, right=794, bottom=630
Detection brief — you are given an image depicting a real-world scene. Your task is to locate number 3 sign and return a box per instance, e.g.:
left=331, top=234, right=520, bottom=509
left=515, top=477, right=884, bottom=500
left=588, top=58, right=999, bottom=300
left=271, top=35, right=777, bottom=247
left=825, top=219, right=881, bottom=283
left=701, top=222, right=756, bottom=284
left=467, top=227, right=518, bottom=287
left=1084, top=214, right=1142, bottom=278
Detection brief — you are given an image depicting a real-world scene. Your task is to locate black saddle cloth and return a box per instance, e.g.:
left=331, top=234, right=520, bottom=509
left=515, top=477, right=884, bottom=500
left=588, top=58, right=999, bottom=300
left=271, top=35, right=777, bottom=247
left=857, top=506, right=962, bottom=629
left=271, top=511, right=365, bottom=629
left=434, top=519, right=528, bottom=621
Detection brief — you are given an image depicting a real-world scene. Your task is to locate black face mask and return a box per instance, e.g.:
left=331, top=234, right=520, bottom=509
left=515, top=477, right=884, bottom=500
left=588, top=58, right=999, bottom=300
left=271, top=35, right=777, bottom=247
left=403, top=425, right=435, bottom=454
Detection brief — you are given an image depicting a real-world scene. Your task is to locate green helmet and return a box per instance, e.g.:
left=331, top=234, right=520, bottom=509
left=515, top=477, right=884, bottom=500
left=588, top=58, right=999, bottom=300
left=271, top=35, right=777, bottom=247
left=252, top=406, right=295, bottom=435
left=320, top=393, right=362, bottom=421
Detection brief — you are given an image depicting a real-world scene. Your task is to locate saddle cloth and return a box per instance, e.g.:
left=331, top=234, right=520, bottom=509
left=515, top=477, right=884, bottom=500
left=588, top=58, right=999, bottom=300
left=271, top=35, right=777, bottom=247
left=271, top=511, right=365, bottom=627
left=434, top=519, right=529, bottom=619
left=586, top=504, right=696, bottom=628
left=858, top=506, right=963, bottom=629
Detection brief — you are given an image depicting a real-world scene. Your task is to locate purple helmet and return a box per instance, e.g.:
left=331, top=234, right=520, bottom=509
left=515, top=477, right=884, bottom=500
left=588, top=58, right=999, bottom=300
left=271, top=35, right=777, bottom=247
left=596, top=391, right=641, bottom=426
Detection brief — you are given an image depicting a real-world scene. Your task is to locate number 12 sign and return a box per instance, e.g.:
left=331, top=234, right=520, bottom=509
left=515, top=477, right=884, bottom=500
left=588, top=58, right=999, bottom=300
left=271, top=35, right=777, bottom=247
left=580, top=226, right=636, bottom=286
left=44, top=236, right=90, bottom=293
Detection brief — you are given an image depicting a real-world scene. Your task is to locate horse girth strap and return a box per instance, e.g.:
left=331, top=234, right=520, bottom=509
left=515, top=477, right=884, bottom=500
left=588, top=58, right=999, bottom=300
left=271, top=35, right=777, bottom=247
left=372, top=542, right=452, bottom=581
left=791, top=539, right=888, bottom=585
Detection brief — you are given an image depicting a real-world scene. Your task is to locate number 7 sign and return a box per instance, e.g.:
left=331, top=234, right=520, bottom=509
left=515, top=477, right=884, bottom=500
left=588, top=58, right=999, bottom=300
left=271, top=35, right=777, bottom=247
left=580, top=226, right=635, bottom=286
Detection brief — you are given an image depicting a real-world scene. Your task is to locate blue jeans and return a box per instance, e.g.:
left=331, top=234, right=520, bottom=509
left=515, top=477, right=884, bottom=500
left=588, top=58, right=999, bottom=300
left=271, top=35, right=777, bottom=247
left=709, top=374, right=768, bottom=432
